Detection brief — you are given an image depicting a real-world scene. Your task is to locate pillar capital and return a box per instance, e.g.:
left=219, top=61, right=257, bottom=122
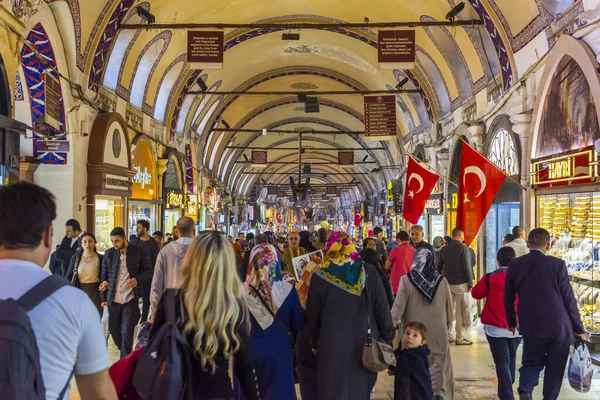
left=510, top=111, right=533, bottom=138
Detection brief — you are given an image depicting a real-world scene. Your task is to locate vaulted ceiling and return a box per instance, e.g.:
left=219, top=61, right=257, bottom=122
left=20, top=0, right=578, bottom=199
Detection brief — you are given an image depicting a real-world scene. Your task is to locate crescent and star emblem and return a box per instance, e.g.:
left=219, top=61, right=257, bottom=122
left=463, top=166, right=487, bottom=203
left=407, top=173, right=424, bottom=199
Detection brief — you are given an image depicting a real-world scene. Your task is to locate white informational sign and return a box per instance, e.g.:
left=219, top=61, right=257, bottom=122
left=292, top=250, right=324, bottom=281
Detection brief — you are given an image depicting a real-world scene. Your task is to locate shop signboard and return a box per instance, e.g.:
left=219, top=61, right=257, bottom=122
left=251, top=150, right=268, bottom=167
left=338, top=151, right=354, bottom=166
left=531, top=146, right=598, bottom=188
left=165, top=189, right=184, bottom=209
left=187, top=31, right=224, bottom=69
left=378, top=30, right=415, bottom=69
left=104, top=174, right=130, bottom=191
left=425, top=194, right=443, bottom=215
left=36, top=140, right=70, bottom=153
left=364, top=95, right=396, bottom=141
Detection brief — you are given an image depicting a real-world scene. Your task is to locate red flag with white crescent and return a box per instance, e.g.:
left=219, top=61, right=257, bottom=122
left=457, top=141, right=507, bottom=246
left=402, top=156, right=440, bottom=224
left=354, top=210, right=364, bottom=227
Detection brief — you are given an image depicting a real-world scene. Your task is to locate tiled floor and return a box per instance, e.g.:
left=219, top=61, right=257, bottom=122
left=70, top=326, right=599, bottom=399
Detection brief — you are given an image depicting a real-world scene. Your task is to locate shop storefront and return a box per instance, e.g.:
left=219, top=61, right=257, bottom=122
left=0, top=55, right=20, bottom=186
left=529, top=36, right=600, bottom=360
left=87, top=113, right=133, bottom=251
left=128, top=136, right=157, bottom=236
left=483, top=115, right=522, bottom=273
left=162, top=154, right=184, bottom=234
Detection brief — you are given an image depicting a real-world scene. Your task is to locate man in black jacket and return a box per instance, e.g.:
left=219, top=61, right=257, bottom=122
left=99, top=227, right=152, bottom=358
left=436, top=227, right=473, bottom=345
left=55, top=219, right=85, bottom=276
left=129, top=219, right=160, bottom=322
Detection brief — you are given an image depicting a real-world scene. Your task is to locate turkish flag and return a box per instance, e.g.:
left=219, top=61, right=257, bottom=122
left=402, top=156, right=439, bottom=224
left=457, top=141, right=507, bottom=245
left=354, top=211, right=364, bottom=227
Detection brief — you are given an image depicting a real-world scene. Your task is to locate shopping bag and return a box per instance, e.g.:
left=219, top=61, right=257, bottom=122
left=101, top=306, right=110, bottom=344
left=568, top=338, right=594, bottom=393
left=465, top=293, right=479, bottom=331
left=134, top=321, right=152, bottom=350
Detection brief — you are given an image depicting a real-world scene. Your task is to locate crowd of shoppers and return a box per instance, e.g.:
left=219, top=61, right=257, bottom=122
left=0, top=181, right=590, bottom=400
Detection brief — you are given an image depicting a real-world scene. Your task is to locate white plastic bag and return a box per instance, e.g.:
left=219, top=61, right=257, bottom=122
left=465, top=293, right=479, bottom=331
left=568, top=338, right=594, bottom=393
left=101, top=306, right=109, bottom=344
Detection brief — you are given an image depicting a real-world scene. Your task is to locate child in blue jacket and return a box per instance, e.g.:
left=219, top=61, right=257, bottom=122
left=388, top=321, right=434, bottom=400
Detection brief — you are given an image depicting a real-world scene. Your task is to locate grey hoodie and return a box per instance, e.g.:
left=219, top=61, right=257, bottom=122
left=150, top=237, right=193, bottom=316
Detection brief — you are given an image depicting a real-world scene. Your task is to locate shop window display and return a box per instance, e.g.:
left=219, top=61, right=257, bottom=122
left=95, top=198, right=123, bottom=252
left=538, top=193, right=600, bottom=339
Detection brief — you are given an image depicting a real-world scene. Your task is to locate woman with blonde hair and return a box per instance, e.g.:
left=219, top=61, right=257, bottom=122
left=236, top=242, right=304, bottom=400
left=150, top=231, right=259, bottom=400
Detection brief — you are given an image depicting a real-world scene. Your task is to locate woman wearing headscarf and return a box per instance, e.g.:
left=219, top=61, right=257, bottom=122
left=391, top=247, right=454, bottom=400
left=360, top=243, right=394, bottom=308
left=299, top=230, right=317, bottom=253
left=236, top=243, right=305, bottom=400
left=305, top=232, right=394, bottom=400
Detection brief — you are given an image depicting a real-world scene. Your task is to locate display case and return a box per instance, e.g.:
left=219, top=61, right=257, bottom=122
left=538, top=193, right=600, bottom=361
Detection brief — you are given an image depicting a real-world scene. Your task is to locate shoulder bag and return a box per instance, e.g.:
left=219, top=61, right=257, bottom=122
left=361, top=281, right=396, bottom=372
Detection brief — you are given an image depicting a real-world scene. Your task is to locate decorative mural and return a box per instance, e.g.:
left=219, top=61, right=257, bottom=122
left=20, top=23, right=68, bottom=164
left=537, top=56, right=600, bottom=158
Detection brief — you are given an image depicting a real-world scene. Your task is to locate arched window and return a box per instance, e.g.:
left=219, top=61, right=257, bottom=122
left=488, top=128, right=519, bottom=176
left=197, top=99, right=222, bottom=136
left=130, top=38, right=167, bottom=107
left=154, top=61, right=184, bottom=121
left=103, top=9, right=144, bottom=90
left=209, top=132, right=226, bottom=170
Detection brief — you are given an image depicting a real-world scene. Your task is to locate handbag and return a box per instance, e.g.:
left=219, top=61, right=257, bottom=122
left=361, top=282, right=396, bottom=372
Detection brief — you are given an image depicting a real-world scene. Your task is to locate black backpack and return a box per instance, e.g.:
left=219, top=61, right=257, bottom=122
left=0, top=275, right=71, bottom=400
left=132, top=290, right=190, bottom=399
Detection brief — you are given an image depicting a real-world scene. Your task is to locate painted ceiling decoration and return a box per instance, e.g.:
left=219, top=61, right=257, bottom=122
left=5, top=0, right=582, bottom=201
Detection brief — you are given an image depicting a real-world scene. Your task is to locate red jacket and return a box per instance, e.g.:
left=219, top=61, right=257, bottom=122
left=471, top=267, right=516, bottom=329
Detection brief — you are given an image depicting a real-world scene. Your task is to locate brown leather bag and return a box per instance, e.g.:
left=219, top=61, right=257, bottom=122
left=361, top=282, right=396, bottom=372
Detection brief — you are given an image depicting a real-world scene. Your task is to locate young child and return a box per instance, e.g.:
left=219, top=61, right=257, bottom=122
left=387, top=321, right=433, bottom=400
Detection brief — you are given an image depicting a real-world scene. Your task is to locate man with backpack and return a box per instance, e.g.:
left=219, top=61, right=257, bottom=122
left=0, top=182, right=117, bottom=400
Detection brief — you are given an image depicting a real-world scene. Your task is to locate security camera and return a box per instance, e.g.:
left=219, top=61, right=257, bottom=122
left=446, top=2, right=465, bottom=21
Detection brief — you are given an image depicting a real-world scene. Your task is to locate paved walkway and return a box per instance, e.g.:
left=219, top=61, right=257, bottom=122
left=70, top=325, right=599, bottom=399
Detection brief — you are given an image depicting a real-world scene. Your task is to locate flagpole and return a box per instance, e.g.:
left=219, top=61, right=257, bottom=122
left=406, top=154, right=458, bottom=187
left=457, top=137, right=528, bottom=192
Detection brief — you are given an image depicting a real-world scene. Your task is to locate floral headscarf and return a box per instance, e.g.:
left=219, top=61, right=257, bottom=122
left=245, top=243, right=282, bottom=308
left=314, top=232, right=366, bottom=296
left=244, top=243, right=293, bottom=329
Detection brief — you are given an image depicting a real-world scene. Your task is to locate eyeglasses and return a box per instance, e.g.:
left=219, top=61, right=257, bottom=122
left=289, top=238, right=299, bottom=240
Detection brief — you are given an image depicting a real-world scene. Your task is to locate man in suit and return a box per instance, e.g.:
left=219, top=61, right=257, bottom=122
left=55, top=219, right=85, bottom=276
left=99, top=227, right=152, bottom=358
left=504, top=228, right=586, bottom=400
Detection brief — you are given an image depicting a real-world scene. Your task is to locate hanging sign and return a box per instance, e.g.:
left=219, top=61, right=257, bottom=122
left=327, top=186, right=336, bottom=195
left=44, top=72, right=61, bottom=130
left=267, top=186, right=278, bottom=195
left=378, top=30, right=415, bottom=69
left=251, top=150, right=268, bottom=167
left=187, top=31, right=224, bottom=69
left=338, top=151, right=354, bottom=166
left=531, top=146, right=598, bottom=188
left=36, top=140, right=70, bottom=153
left=104, top=174, right=130, bottom=191
left=364, top=95, right=396, bottom=141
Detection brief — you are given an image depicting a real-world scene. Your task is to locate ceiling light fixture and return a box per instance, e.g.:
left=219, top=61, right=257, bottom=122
left=262, top=128, right=267, bottom=136
left=196, top=77, right=208, bottom=92
left=372, top=167, right=382, bottom=173
left=137, top=7, right=156, bottom=24
left=282, top=32, right=300, bottom=40
left=396, top=77, right=409, bottom=91
left=362, top=155, right=368, bottom=162
left=446, top=2, right=465, bottom=22
left=243, top=153, right=249, bottom=161
left=297, top=94, right=308, bottom=102
left=221, top=119, right=230, bottom=129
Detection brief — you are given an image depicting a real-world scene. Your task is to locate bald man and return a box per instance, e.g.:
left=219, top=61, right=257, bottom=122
left=150, top=217, right=196, bottom=316
left=282, top=231, right=308, bottom=278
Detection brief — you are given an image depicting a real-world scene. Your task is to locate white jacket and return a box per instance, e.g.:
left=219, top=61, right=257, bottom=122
left=506, top=238, right=529, bottom=258
left=150, top=237, right=193, bottom=316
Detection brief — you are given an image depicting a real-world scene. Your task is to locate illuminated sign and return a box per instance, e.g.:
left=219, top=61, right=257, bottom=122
left=165, top=190, right=184, bottom=209
left=531, top=146, right=598, bottom=188
left=425, top=198, right=441, bottom=209
left=132, top=165, right=152, bottom=188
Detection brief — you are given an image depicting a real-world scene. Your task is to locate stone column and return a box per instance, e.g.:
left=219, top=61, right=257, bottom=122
left=156, top=159, right=168, bottom=231
left=510, top=111, right=533, bottom=231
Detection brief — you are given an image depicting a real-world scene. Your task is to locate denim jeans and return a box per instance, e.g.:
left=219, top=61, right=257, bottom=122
left=486, top=335, right=521, bottom=400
